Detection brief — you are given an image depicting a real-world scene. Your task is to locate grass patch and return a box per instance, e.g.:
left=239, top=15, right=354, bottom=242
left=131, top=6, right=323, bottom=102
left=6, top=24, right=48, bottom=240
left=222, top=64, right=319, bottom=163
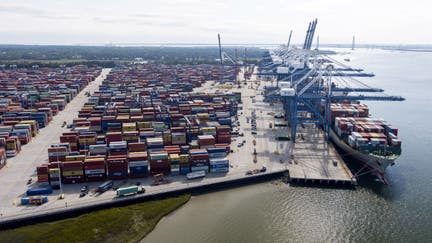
left=0, top=194, right=191, bottom=243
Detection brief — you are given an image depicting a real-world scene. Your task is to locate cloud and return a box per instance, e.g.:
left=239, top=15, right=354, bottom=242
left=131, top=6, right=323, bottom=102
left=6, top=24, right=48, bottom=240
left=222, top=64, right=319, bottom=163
left=0, top=4, right=45, bottom=15
left=0, top=4, right=76, bottom=21
left=92, top=17, right=135, bottom=24
left=134, top=13, right=160, bottom=18
left=93, top=15, right=189, bottom=28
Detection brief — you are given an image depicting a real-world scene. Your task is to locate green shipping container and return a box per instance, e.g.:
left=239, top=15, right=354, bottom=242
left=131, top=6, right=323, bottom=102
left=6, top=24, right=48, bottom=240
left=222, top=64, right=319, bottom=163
left=116, top=186, right=138, bottom=197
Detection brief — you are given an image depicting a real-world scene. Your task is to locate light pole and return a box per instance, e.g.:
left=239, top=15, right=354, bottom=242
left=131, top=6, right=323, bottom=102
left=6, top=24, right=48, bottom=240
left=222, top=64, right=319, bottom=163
left=56, top=149, right=63, bottom=197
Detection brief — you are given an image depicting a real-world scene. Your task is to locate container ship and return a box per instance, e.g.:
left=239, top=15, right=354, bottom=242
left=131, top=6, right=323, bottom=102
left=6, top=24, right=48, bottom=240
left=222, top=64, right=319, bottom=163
left=329, top=102, right=402, bottom=184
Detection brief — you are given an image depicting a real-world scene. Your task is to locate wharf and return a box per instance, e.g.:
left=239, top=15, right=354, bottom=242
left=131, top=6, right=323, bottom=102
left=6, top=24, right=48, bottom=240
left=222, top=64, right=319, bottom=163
left=0, top=170, right=285, bottom=229
left=200, top=69, right=356, bottom=186
left=288, top=126, right=357, bottom=185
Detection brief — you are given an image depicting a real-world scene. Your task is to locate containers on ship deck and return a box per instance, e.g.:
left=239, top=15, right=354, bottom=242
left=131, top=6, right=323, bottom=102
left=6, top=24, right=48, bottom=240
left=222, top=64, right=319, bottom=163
left=334, top=114, right=402, bottom=155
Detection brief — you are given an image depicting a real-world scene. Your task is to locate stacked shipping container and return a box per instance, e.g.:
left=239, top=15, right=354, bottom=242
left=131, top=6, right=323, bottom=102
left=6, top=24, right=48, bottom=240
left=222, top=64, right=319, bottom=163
left=37, top=64, right=238, bottom=185
left=0, top=65, right=102, bottom=159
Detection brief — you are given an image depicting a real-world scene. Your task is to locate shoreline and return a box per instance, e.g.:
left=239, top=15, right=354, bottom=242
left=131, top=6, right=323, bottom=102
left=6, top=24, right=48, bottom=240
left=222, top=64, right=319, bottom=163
left=0, top=170, right=287, bottom=230
left=0, top=194, right=191, bottom=243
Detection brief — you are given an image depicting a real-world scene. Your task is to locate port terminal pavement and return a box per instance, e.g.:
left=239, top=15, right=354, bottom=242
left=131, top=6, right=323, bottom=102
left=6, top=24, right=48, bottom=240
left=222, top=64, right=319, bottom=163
left=0, top=67, right=355, bottom=228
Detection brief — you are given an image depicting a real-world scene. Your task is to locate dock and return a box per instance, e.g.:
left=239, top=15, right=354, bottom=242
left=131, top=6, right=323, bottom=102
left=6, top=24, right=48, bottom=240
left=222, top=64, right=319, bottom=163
left=232, top=76, right=356, bottom=186
left=288, top=126, right=357, bottom=185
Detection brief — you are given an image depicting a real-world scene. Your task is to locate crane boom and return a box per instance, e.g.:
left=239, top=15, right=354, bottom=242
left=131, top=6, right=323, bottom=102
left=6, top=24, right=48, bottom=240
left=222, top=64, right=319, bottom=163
left=217, top=33, right=224, bottom=82
left=287, top=30, right=293, bottom=49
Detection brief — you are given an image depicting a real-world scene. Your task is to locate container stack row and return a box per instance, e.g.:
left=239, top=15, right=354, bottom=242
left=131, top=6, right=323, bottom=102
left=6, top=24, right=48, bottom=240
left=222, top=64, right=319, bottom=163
left=36, top=64, right=239, bottom=185
left=0, top=65, right=102, bottom=158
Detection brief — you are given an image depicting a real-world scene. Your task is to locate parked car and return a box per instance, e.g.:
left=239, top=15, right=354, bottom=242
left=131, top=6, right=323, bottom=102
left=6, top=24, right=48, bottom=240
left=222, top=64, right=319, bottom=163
left=80, top=186, right=89, bottom=193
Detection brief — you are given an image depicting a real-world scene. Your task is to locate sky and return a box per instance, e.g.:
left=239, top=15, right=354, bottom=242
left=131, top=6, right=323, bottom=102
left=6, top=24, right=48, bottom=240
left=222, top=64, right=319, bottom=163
left=0, top=0, right=430, bottom=45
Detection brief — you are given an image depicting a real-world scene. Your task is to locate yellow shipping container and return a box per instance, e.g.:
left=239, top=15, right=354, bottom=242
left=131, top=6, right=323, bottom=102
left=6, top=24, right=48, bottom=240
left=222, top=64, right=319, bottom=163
left=49, top=168, right=60, bottom=174
left=62, top=170, right=84, bottom=176
left=69, top=142, right=78, bottom=147
left=122, top=122, right=137, bottom=132
left=197, top=113, right=210, bottom=119
left=79, top=138, right=96, bottom=143
left=66, top=155, right=86, bottom=161
left=172, top=136, right=186, bottom=142
left=138, top=122, right=152, bottom=129
left=169, top=153, right=180, bottom=161
left=84, top=157, right=105, bottom=162
left=179, top=154, right=189, bottom=163
left=170, top=164, right=180, bottom=169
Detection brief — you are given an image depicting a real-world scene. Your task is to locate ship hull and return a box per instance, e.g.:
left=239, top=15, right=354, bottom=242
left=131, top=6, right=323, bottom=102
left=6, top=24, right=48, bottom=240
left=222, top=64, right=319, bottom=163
left=330, top=129, right=395, bottom=184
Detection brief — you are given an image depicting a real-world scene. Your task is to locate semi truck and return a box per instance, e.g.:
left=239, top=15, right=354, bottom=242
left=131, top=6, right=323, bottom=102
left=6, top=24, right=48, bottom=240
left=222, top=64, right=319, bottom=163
left=116, top=185, right=145, bottom=197
left=98, top=180, right=113, bottom=193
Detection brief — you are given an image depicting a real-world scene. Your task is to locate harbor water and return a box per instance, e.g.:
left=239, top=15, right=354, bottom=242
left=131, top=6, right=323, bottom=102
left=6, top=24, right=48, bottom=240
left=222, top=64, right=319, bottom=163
left=142, top=49, right=432, bottom=243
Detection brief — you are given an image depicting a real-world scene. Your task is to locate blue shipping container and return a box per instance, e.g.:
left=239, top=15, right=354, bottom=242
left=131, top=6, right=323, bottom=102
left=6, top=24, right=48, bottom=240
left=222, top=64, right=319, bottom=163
left=210, top=163, right=229, bottom=169
left=129, top=166, right=148, bottom=173
left=207, top=147, right=226, bottom=153
left=26, top=188, right=53, bottom=196
left=21, top=196, right=48, bottom=205
left=180, top=167, right=190, bottom=174
left=108, top=172, right=128, bottom=177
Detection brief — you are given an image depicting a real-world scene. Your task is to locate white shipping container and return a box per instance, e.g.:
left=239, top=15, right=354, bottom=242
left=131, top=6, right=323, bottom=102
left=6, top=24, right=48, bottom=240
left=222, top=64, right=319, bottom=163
left=48, top=152, right=68, bottom=157
left=276, top=67, right=289, bottom=74
left=351, top=132, right=362, bottom=138
left=209, top=158, right=229, bottom=165
left=348, top=135, right=356, bottom=147
left=191, top=166, right=209, bottom=172
left=280, top=88, right=295, bottom=97
left=279, top=81, right=291, bottom=88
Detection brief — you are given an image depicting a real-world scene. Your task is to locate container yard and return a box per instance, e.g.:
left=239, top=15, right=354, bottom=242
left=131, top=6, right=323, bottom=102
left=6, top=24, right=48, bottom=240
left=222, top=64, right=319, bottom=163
left=0, top=54, right=365, bottom=228
left=0, top=63, right=288, bottom=226
left=0, top=65, right=102, bottom=162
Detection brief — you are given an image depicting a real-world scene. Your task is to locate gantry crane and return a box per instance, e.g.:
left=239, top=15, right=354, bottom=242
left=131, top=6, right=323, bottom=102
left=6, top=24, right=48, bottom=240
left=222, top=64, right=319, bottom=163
left=260, top=19, right=405, bottom=142
left=217, top=33, right=242, bottom=83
